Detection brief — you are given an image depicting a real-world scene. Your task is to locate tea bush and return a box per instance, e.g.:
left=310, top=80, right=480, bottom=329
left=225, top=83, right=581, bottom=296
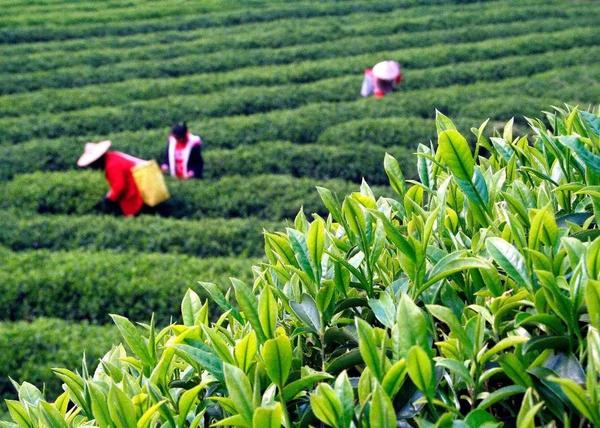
left=1, top=29, right=596, bottom=141
left=0, top=247, right=256, bottom=324
left=0, top=172, right=387, bottom=220
left=6, top=108, right=600, bottom=426
left=2, top=2, right=572, bottom=76
left=2, top=10, right=593, bottom=105
left=0, top=319, right=118, bottom=402
left=2, top=63, right=596, bottom=152
left=0, top=210, right=277, bottom=257
left=0, top=0, right=404, bottom=43
left=1, top=20, right=595, bottom=97
left=0, top=140, right=417, bottom=182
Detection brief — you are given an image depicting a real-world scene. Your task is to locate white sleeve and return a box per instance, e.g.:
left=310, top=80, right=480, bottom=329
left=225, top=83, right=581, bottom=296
left=360, top=75, right=373, bottom=97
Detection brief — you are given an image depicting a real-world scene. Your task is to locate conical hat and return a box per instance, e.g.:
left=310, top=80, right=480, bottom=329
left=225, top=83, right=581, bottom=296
left=372, top=61, right=400, bottom=80
left=77, top=140, right=112, bottom=167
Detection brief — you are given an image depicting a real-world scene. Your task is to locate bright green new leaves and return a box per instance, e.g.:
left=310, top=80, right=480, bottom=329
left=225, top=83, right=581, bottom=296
left=437, top=129, right=490, bottom=224
left=384, top=152, right=407, bottom=198
left=587, top=279, right=600, bottom=329
left=422, top=250, right=490, bottom=292
left=181, top=289, right=203, bottom=327
left=252, top=404, right=282, bottom=428
left=407, top=345, right=435, bottom=399
left=528, top=205, right=560, bottom=250
left=307, top=217, right=326, bottom=282
left=108, top=384, right=137, bottom=428
left=438, top=129, right=474, bottom=182
left=587, top=238, right=600, bottom=280
left=232, top=278, right=267, bottom=343
left=356, top=318, right=383, bottom=381
left=548, top=377, right=600, bottom=426
left=259, top=286, right=278, bottom=339
left=382, top=359, right=407, bottom=398
left=370, top=384, right=396, bottom=428
left=310, top=384, right=345, bottom=428
left=235, top=332, right=258, bottom=373
left=223, top=363, right=255, bottom=427
left=262, top=334, right=293, bottom=387
left=110, top=314, right=154, bottom=369
left=393, top=293, right=428, bottom=359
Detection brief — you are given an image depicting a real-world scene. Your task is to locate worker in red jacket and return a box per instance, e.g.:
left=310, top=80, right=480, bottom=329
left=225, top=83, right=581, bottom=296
left=77, top=140, right=145, bottom=216
left=361, top=60, right=403, bottom=98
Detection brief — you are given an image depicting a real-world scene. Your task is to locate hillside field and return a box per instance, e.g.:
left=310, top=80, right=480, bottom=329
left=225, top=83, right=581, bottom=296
left=0, top=0, right=599, bottom=417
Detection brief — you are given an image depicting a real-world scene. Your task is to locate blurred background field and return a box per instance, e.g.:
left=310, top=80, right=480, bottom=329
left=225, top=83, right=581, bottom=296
left=0, top=0, right=598, bottom=407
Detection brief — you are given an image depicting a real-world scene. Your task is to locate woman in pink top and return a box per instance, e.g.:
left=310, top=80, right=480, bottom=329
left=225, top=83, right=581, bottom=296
left=361, top=60, right=403, bottom=98
left=161, top=122, right=204, bottom=179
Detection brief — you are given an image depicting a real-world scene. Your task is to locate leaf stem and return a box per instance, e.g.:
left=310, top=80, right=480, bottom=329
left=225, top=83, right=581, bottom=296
left=279, top=386, right=292, bottom=428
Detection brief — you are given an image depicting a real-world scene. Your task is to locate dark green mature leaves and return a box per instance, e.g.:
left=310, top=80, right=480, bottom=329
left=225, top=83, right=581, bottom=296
left=486, top=237, right=532, bottom=290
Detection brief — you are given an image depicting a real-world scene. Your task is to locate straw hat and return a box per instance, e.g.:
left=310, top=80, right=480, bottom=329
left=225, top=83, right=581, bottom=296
left=77, top=140, right=112, bottom=167
left=372, top=60, right=400, bottom=80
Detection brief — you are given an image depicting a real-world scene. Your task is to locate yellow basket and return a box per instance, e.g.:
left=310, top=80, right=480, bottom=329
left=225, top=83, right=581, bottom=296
left=131, top=160, right=170, bottom=207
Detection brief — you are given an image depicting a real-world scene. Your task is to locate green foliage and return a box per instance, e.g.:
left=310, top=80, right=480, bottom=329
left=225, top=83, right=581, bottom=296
left=0, top=247, right=255, bottom=324
left=2, top=34, right=598, bottom=143
left=0, top=210, right=277, bottom=257
left=0, top=318, right=118, bottom=402
left=7, top=107, right=600, bottom=426
left=0, top=173, right=386, bottom=220
left=0, top=0, right=406, bottom=44
left=1, top=1, right=583, bottom=76
left=0, top=140, right=417, bottom=184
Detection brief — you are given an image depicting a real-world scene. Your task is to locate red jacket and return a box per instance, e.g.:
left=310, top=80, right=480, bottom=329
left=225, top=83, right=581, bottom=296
left=104, top=151, right=144, bottom=216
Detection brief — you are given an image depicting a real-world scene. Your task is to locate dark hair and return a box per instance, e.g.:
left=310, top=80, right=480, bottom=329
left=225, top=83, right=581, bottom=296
left=172, top=122, right=188, bottom=140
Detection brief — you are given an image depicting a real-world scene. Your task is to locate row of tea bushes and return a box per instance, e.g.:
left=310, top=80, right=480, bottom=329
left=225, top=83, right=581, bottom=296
left=0, top=246, right=256, bottom=324
left=0, top=318, right=118, bottom=403
left=4, top=63, right=596, bottom=151
left=0, top=31, right=597, bottom=123
left=0, top=1, right=575, bottom=76
left=0, top=0, right=405, bottom=43
left=0, top=140, right=417, bottom=182
left=0, top=210, right=278, bottom=257
left=2, top=18, right=594, bottom=95
left=0, top=172, right=376, bottom=219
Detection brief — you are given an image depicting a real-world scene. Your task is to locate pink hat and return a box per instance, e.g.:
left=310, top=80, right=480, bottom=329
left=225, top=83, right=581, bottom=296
left=372, top=61, right=400, bottom=80
left=77, top=140, right=111, bottom=167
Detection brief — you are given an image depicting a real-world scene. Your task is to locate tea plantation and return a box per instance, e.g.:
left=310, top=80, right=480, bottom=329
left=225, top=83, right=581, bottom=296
left=1, top=0, right=599, bottom=425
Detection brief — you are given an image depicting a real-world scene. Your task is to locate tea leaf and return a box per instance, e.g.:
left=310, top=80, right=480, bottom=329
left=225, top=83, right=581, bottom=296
left=252, top=403, right=282, bottom=428
left=370, top=384, right=396, bottom=428
left=224, top=363, right=255, bottom=426
left=262, top=334, right=292, bottom=386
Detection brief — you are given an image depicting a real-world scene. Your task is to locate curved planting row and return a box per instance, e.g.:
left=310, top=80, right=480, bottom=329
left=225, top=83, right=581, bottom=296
left=3, top=63, right=597, bottom=155
left=0, top=318, right=118, bottom=402
left=0, top=0, right=480, bottom=57
left=0, top=139, right=419, bottom=183
left=2, top=24, right=597, bottom=117
left=0, top=0, right=267, bottom=27
left=0, top=1, right=576, bottom=75
left=2, top=42, right=598, bottom=145
left=0, top=210, right=278, bottom=257
left=2, top=14, right=595, bottom=95
left=0, top=67, right=593, bottom=182
left=0, top=247, right=255, bottom=324
left=0, top=0, right=410, bottom=44
left=0, top=0, right=144, bottom=16
left=0, top=172, right=377, bottom=220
